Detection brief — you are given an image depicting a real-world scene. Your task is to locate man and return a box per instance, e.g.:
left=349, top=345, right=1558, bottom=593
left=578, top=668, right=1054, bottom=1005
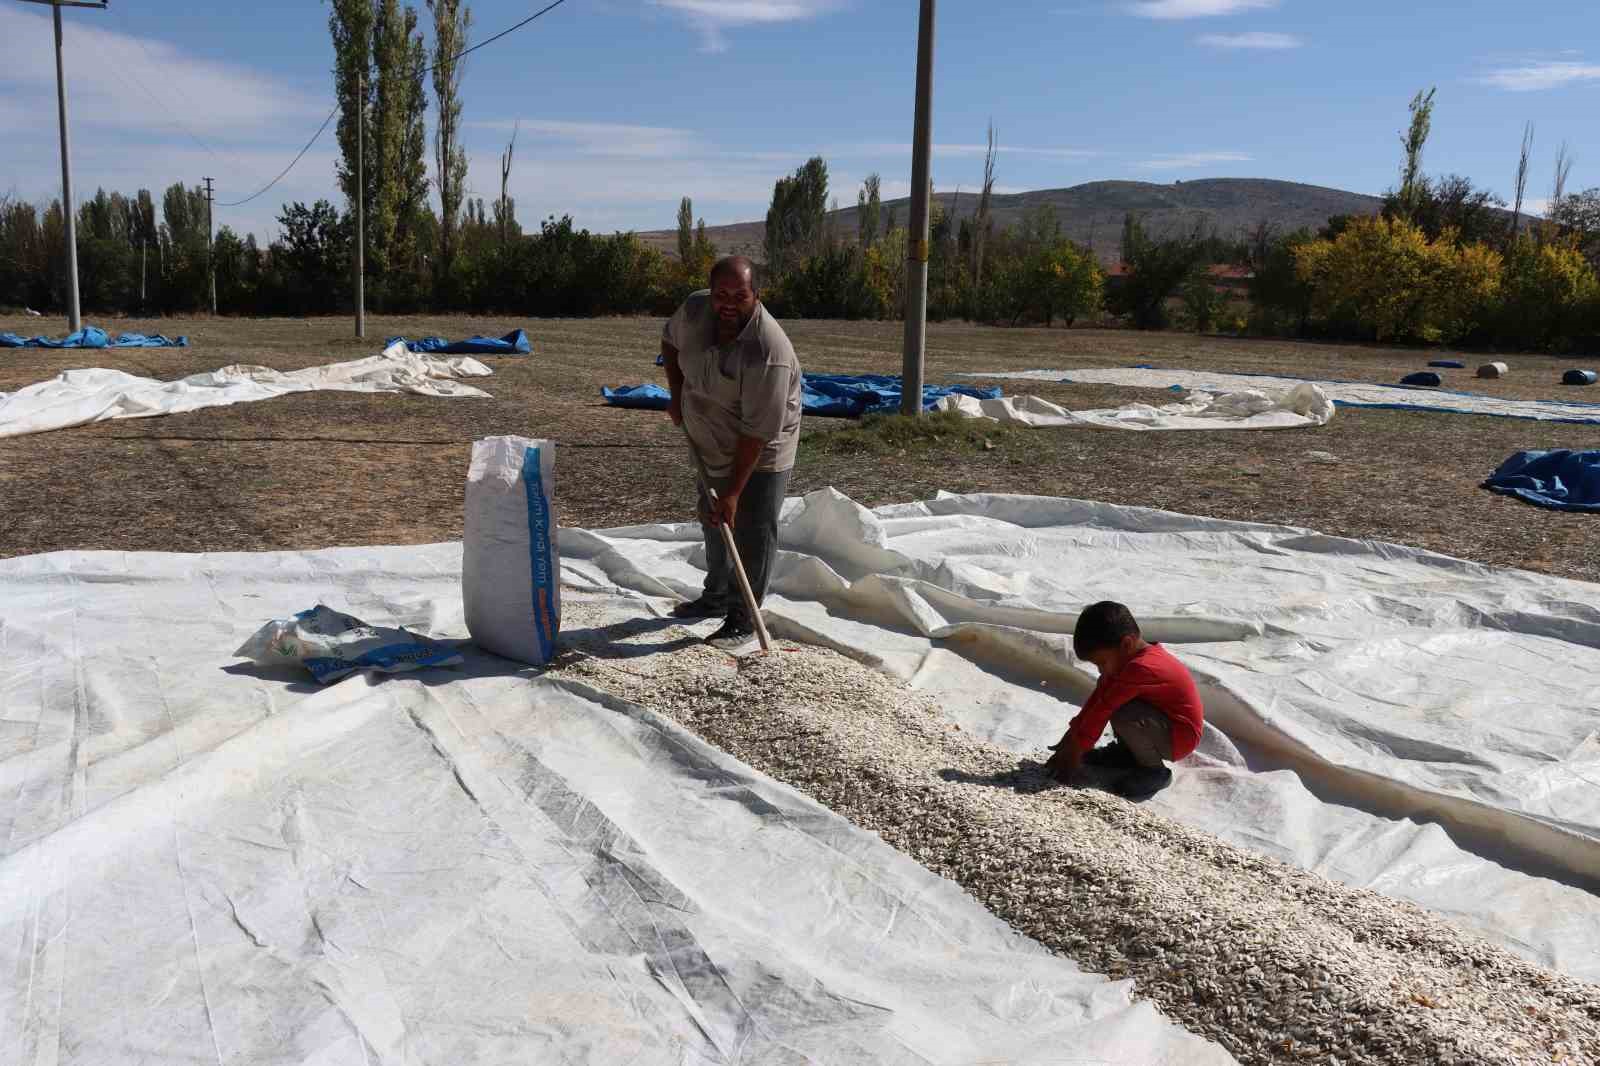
left=661, top=256, right=803, bottom=650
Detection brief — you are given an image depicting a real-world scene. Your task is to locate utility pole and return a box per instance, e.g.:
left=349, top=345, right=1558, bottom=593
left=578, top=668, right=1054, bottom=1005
left=22, top=0, right=107, bottom=332
left=900, top=0, right=935, bottom=417
left=202, top=176, right=216, bottom=315
left=140, top=238, right=146, bottom=313
left=354, top=71, right=366, bottom=339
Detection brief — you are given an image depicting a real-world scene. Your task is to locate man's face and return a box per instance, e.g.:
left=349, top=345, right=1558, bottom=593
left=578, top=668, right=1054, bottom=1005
left=711, top=270, right=757, bottom=332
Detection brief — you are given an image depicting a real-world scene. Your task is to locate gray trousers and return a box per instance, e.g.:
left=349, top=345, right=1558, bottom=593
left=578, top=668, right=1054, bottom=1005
left=1111, top=700, right=1175, bottom=767
left=699, top=467, right=790, bottom=625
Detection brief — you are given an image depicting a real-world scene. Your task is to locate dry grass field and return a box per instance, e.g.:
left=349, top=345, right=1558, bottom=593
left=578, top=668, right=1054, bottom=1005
left=2, top=313, right=1596, bottom=583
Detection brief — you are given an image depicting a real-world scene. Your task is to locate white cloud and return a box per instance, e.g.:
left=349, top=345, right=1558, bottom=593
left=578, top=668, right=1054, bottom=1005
left=1479, top=60, right=1600, bottom=92
left=0, top=6, right=324, bottom=140
left=1127, top=0, right=1275, bottom=19
left=1138, top=151, right=1252, bottom=170
left=650, top=0, right=845, bottom=52
left=1197, top=31, right=1301, bottom=49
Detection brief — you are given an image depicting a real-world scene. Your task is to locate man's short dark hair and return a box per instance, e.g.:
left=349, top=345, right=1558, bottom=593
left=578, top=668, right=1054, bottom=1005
left=709, top=255, right=756, bottom=292
left=1073, top=601, right=1140, bottom=659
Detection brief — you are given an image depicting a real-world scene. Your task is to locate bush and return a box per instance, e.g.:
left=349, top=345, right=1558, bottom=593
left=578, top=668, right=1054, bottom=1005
left=1106, top=215, right=1208, bottom=330
left=1293, top=216, right=1499, bottom=344
left=1493, top=236, right=1600, bottom=350
left=767, top=245, right=887, bottom=320
left=1179, top=275, right=1224, bottom=333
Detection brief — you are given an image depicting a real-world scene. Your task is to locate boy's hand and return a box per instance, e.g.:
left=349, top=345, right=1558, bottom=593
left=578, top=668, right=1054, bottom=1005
left=1042, top=737, right=1081, bottom=782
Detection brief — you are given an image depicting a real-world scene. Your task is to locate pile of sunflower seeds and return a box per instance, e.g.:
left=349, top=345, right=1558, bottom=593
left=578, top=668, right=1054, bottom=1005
left=555, top=607, right=1600, bottom=1066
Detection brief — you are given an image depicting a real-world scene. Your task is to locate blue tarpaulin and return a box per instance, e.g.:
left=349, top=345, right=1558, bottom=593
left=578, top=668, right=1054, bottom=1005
left=0, top=326, right=188, bottom=349
left=1400, top=371, right=1442, bottom=386
left=1427, top=360, right=1465, bottom=369
left=1484, top=450, right=1600, bottom=513
left=385, top=329, right=530, bottom=355
left=1563, top=369, right=1598, bottom=386
left=603, top=373, right=1001, bottom=419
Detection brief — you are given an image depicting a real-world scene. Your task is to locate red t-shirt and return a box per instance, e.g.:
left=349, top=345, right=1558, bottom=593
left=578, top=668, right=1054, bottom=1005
left=1065, top=643, right=1204, bottom=761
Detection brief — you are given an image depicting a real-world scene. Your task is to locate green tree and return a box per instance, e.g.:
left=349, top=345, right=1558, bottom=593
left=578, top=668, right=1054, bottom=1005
left=1550, top=188, right=1600, bottom=270
left=764, top=156, right=828, bottom=276
left=428, top=0, right=470, bottom=288
left=273, top=200, right=350, bottom=314
left=857, top=173, right=881, bottom=248
left=1248, top=228, right=1317, bottom=335
left=676, top=196, right=694, bottom=264
left=329, top=0, right=375, bottom=212
left=1396, top=87, right=1436, bottom=223
left=1293, top=215, right=1500, bottom=343
left=370, top=0, right=430, bottom=309
left=1107, top=214, right=1209, bottom=330
left=1030, top=239, right=1102, bottom=327
left=1494, top=235, right=1599, bottom=349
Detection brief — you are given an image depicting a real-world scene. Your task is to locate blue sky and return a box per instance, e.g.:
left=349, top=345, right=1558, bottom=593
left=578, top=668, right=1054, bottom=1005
left=3, top=0, right=1599, bottom=245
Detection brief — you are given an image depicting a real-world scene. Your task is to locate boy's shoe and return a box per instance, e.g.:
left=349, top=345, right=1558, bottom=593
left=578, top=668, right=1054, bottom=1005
left=705, top=617, right=757, bottom=651
left=1083, top=741, right=1139, bottom=770
left=1113, top=765, right=1172, bottom=802
left=672, top=596, right=726, bottom=619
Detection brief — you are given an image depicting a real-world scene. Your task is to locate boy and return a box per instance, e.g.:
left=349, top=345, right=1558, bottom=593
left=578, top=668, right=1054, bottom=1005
left=1042, top=601, right=1204, bottom=801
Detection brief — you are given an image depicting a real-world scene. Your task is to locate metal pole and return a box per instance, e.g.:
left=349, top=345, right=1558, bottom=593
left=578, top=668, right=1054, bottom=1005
left=900, top=0, right=935, bottom=417
left=52, top=2, right=81, bottom=333
left=203, top=176, right=216, bottom=315
left=140, top=238, right=146, bottom=312
left=355, top=71, right=365, bottom=339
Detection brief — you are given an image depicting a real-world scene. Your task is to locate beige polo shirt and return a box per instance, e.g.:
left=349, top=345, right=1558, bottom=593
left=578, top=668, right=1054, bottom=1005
left=663, top=290, right=802, bottom=478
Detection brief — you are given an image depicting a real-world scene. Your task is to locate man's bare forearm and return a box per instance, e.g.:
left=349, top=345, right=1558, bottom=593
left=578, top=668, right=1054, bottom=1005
left=662, top=341, right=683, bottom=395
left=729, top=435, right=764, bottom=498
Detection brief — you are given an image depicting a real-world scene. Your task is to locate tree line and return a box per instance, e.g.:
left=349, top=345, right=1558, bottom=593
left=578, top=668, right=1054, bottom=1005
left=4, top=36, right=1599, bottom=355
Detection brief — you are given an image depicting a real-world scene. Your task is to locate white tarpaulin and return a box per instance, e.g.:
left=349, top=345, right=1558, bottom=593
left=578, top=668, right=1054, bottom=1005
left=564, top=491, right=1600, bottom=983
left=0, top=341, right=492, bottom=438
left=935, top=382, right=1334, bottom=431
left=960, top=366, right=1600, bottom=424
left=6, top=491, right=1600, bottom=1066
left=0, top=544, right=1231, bottom=1065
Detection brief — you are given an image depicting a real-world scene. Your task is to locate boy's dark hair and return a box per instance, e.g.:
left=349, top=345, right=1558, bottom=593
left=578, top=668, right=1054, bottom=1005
left=1073, top=601, right=1140, bottom=659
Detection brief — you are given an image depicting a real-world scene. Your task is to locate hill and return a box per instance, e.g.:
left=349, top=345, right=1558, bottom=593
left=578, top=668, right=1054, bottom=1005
left=638, top=178, right=1386, bottom=265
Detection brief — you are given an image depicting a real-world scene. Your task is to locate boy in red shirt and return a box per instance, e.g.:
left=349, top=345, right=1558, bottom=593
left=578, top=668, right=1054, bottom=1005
left=1042, top=601, right=1204, bottom=801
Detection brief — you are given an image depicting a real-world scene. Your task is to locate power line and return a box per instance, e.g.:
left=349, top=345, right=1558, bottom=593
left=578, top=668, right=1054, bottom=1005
left=108, top=3, right=250, bottom=177
left=426, top=0, right=570, bottom=75
left=215, top=0, right=573, bottom=212
left=216, top=105, right=337, bottom=207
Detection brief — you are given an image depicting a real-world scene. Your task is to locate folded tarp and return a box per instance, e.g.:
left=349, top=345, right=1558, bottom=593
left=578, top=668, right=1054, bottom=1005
left=937, top=382, right=1335, bottom=431
left=0, top=325, right=188, bottom=348
left=1563, top=369, right=1598, bottom=386
left=1400, top=371, right=1442, bottom=386
left=604, top=374, right=1001, bottom=418
left=1484, top=449, right=1600, bottom=513
left=385, top=328, right=530, bottom=354
left=1428, top=360, right=1465, bottom=369
left=0, top=341, right=492, bottom=438
left=963, top=366, right=1600, bottom=425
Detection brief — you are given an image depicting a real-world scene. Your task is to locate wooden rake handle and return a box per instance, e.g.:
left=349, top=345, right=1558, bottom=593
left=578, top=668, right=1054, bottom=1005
left=685, top=439, right=773, bottom=655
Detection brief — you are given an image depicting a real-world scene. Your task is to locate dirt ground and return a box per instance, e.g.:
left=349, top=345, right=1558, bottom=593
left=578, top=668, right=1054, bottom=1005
left=2, top=314, right=1596, bottom=583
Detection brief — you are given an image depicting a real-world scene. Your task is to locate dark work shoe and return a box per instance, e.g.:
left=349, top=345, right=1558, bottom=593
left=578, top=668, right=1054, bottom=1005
left=671, top=597, right=726, bottom=620
left=705, top=617, right=757, bottom=651
left=1083, top=741, right=1139, bottom=770
left=1114, top=765, right=1173, bottom=802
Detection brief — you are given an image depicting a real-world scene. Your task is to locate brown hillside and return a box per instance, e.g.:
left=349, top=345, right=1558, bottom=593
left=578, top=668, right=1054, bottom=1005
left=639, top=177, right=1386, bottom=264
